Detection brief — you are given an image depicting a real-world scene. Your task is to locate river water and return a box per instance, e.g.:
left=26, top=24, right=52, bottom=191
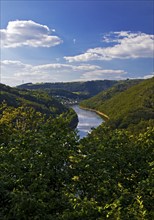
left=72, top=105, right=103, bottom=139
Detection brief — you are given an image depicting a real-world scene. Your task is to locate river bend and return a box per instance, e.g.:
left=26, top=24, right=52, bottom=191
left=72, top=105, right=103, bottom=139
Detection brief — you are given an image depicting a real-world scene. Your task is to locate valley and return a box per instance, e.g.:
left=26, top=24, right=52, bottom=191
left=0, top=78, right=154, bottom=219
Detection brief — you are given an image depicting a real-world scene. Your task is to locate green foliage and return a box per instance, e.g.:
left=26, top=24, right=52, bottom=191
left=80, top=79, right=142, bottom=110
left=0, top=105, right=78, bottom=219
left=0, top=83, right=68, bottom=116
left=0, top=105, right=153, bottom=219
left=48, top=89, right=87, bottom=100
left=66, top=125, right=154, bottom=219
left=17, top=80, right=118, bottom=99
left=0, top=80, right=153, bottom=219
left=0, top=83, right=78, bottom=128
left=80, top=78, right=154, bottom=132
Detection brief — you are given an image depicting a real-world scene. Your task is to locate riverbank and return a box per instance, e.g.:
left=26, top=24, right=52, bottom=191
left=79, top=105, right=110, bottom=121
left=72, top=105, right=103, bottom=139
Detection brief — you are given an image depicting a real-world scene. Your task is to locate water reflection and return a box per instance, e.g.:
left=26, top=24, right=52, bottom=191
left=72, top=105, right=103, bottom=139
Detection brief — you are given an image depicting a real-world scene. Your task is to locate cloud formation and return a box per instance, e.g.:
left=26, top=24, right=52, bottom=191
left=0, top=20, right=63, bottom=48
left=1, top=60, right=100, bottom=79
left=1, top=60, right=126, bottom=85
left=143, top=73, right=154, bottom=79
left=32, top=63, right=101, bottom=72
left=81, top=69, right=127, bottom=81
left=64, top=31, right=154, bottom=62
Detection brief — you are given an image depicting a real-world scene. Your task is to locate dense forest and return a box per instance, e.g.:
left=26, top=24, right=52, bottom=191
left=0, top=83, right=78, bottom=128
left=17, top=79, right=142, bottom=105
left=0, top=79, right=153, bottom=219
left=80, top=78, right=154, bottom=132
left=17, top=80, right=119, bottom=99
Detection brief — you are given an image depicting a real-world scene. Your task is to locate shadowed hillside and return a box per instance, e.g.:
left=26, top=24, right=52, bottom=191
left=0, top=83, right=78, bottom=128
left=17, top=80, right=118, bottom=99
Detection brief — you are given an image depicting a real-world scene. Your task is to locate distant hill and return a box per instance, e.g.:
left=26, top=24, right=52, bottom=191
left=80, top=79, right=142, bottom=109
left=17, top=80, right=118, bottom=99
left=80, top=78, right=154, bottom=131
left=0, top=83, right=78, bottom=128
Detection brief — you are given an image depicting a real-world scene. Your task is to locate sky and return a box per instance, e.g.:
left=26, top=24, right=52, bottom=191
left=0, top=0, right=154, bottom=86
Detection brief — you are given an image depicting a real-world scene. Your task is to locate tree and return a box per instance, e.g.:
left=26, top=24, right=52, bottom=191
left=65, top=125, right=154, bottom=219
left=0, top=104, right=153, bottom=219
left=0, top=105, right=78, bottom=219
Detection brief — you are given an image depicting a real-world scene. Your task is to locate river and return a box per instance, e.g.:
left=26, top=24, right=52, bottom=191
left=72, top=105, right=103, bottom=139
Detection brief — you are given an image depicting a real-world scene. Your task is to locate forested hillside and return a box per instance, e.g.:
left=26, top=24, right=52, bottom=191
left=0, top=102, right=153, bottom=219
left=0, top=83, right=78, bottom=128
left=17, top=80, right=118, bottom=99
left=0, top=80, right=153, bottom=219
left=80, top=78, right=154, bottom=131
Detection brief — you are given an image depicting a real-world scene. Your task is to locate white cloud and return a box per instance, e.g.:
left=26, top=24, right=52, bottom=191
left=72, top=64, right=101, bottom=71
left=143, top=73, right=154, bottom=79
left=0, top=60, right=32, bottom=73
left=0, top=20, right=63, bottom=48
left=0, top=60, right=100, bottom=73
left=64, top=31, right=154, bottom=62
left=81, top=69, right=127, bottom=81
left=64, top=52, right=102, bottom=62
left=0, top=60, right=127, bottom=85
left=30, top=63, right=101, bottom=73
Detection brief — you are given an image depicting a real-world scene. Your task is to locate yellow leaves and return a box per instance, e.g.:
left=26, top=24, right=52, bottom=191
left=134, top=195, right=147, bottom=219
left=69, top=155, right=80, bottom=163
left=105, top=199, right=121, bottom=219
left=97, top=206, right=103, bottom=213
left=118, top=182, right=123, bottom=190
left=9, top=148, right=16, bottom=153
left=0, top=146, right=4, bottom=150
left=136, top=195, right=143, bottom=208
left=69, top=155, right=74, bottom=162
left=72, top=175, right=79, bottom=181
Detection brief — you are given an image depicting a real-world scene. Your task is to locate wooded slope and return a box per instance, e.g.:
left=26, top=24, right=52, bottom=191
left=17, top=80, right=118, bottom=98
left=0, top=83, right=78, bottom=127
left=80, top=78, right=154, bottom=130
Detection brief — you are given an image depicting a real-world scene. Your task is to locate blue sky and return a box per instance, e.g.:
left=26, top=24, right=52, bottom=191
left=1, top=0, right=154, bottom=86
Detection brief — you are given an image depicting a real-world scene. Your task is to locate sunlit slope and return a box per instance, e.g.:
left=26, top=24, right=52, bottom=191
left=0, top=83, right=79, bottom=128
left=80, top=78, right=154, bottom=129
left=80, top=79, right=142, bottom=109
